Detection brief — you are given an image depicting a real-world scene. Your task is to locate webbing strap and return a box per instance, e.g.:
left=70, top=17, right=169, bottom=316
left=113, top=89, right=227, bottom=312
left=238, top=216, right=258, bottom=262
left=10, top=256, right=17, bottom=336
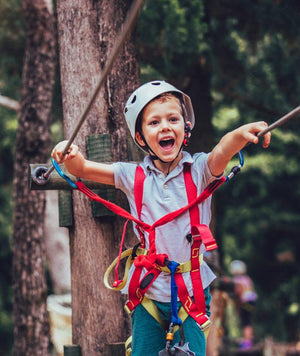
left=175, top=272, right=210, bottom=327
left=76, top=180, right=151, bottom=231
left=180, top=166, right=217, bottom=326
left=183, top=164, right=200, bottom=225
left=149, top=177, right=226, bottom=232
left=167, top=261, right=182, bottom=326
left=75, top=174, right=225, bottom=235
left=126, top=265, right=162, bottom=312
left=134, top=166, right=146, bottom=247
left=134, top=166, right=145, bottom=220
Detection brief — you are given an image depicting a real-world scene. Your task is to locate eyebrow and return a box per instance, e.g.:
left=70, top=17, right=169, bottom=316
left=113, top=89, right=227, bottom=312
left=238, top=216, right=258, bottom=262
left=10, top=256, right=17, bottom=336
left=146, top=111, right=182, bottom=119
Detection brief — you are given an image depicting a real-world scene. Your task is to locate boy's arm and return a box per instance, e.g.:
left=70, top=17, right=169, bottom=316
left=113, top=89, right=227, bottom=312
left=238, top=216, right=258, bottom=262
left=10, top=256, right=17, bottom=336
left=51, top=140, right=115, bottom=186
left=208, top=121, right=271, bottom=177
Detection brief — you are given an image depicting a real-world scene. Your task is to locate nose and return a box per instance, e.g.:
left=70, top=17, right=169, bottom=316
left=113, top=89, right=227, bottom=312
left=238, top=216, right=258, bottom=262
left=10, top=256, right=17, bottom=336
left=160, top=118, right=171, bottom=131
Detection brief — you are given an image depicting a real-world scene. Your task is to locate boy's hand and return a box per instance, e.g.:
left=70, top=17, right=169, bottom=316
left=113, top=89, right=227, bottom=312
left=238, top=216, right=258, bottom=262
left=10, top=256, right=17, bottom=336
left=51, top=140, right=79, bottom=163
left=239, top=121, right=271, bottom=148
left=208, top=121, right=271, bottom=177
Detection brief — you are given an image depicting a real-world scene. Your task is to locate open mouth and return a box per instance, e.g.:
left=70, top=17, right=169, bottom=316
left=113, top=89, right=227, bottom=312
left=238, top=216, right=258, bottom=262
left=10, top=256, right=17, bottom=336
left=159, top=138, right=175, bottom=150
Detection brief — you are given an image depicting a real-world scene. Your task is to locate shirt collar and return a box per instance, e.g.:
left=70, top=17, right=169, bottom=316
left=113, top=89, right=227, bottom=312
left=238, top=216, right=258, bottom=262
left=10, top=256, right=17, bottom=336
left=144, top=151, right=193, bottom=175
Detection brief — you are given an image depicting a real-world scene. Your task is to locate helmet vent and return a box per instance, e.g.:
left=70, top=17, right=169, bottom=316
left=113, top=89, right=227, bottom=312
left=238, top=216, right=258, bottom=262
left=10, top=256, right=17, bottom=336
left=124, top=107, right=128, bottom=113
left=131, top=95, right=137, bottom=104
left=152, top=82, right=161, bottom=86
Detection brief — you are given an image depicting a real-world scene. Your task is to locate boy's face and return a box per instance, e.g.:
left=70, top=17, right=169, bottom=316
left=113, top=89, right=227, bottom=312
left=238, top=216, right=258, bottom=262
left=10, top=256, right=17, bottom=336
left=135, top=96, right=185, bottom=167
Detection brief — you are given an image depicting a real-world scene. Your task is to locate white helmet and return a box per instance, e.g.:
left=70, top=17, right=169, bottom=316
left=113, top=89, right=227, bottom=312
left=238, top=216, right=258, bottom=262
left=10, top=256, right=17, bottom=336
left=124, top=80, right=195, bottom=142
left=229, top=260, right=247, bottom=276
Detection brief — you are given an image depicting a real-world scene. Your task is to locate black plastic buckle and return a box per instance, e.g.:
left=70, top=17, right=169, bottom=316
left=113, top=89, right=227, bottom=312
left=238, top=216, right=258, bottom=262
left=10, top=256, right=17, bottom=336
left=186, top=234, right=193, bottom=243
left=131, top=242, right=141, bottom=260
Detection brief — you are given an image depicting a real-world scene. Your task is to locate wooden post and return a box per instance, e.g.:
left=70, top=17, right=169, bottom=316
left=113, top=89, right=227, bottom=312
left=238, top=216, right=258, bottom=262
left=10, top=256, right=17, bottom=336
left=103, top=343, right=125, bottom=356
left=64, top=345, right=81, bottom=355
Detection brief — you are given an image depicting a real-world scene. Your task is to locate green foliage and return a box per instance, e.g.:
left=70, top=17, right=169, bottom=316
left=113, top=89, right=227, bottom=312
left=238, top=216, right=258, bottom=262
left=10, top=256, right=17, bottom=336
left=0, top=0, right=24, bottom=98
left=209, top=1, right=300, bottom=341
left=214, top=109, right=300, bottom=341
left=139, top=0, right=208, bottom=77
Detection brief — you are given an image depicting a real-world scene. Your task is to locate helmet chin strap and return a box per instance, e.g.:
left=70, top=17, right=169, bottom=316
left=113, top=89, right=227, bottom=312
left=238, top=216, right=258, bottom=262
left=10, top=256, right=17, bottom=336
left=138, top=131, right=167, bottom=163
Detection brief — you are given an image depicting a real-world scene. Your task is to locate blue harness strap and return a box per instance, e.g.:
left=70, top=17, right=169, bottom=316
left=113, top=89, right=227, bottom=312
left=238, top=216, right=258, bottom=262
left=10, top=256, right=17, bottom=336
left=166, top=260, right=182, bottom=326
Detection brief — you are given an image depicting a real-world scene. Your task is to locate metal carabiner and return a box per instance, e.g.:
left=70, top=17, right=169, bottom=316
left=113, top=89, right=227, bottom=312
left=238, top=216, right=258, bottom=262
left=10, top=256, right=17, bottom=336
left=226, top=150, right=244, bottom=181
left=51, top=158, right=78, bottom=189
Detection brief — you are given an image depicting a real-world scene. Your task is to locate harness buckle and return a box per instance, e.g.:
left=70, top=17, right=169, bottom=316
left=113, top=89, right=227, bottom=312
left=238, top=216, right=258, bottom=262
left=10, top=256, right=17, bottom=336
left=186, top=233, right=193, bottom=244
left=191, top=225, right=218, bottom=251
left=131, top=242, right=141, bottom=260
left=124, top=302, right=133, bottom=316
left=198, top=315, right=211, bottom=332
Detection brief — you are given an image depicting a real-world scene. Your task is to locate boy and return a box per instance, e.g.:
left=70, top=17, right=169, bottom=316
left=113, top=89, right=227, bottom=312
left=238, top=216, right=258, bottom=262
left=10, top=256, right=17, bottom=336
left=52, top=81, right=271, bottom=356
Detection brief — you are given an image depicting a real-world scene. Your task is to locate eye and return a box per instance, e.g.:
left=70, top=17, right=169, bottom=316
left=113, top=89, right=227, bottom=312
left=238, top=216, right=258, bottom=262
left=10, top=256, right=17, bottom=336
left=149, top=120, right=159, bottom=126
left=170, top=116, right=180, bottom=122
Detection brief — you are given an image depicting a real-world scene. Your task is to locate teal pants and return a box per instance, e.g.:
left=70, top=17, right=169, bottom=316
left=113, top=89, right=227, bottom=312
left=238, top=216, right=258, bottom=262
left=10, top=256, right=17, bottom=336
left=131, top=288, right=211, bottom=356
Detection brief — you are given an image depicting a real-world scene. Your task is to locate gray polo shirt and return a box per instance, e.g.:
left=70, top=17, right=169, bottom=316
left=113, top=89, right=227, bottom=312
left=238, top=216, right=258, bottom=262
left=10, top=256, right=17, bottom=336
left=113, top=151, right=216, bottom=302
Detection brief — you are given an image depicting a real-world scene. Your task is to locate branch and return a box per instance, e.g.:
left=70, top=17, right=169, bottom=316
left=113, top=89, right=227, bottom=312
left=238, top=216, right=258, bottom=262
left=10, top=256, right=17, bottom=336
left=0, top=94, right=20, bottom=112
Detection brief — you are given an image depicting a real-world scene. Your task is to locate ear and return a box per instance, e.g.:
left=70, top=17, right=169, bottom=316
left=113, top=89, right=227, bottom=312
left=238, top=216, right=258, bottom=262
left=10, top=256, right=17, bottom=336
left=135, top=131, right=146, bottom=147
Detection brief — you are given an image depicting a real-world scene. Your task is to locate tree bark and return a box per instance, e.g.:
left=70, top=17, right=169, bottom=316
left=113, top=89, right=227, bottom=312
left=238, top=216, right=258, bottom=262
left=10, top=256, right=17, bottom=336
left=12, top=0, right=56, bottom=355
left=56, top=0, right=140, bottom=354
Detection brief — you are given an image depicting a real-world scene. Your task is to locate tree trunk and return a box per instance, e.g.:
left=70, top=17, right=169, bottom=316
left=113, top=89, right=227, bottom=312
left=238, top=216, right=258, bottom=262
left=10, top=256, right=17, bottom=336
left=56, top=0, right=140, bottom=354
left=183, top=60, right=214, bottom=154
left=45, top=191, right=71, bottom=294
left=12, top=1, right=56, bottom=355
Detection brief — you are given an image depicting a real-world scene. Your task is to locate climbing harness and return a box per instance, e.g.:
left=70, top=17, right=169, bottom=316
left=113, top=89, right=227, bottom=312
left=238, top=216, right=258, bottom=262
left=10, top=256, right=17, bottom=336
left=51, top=151, right=244, bottom=355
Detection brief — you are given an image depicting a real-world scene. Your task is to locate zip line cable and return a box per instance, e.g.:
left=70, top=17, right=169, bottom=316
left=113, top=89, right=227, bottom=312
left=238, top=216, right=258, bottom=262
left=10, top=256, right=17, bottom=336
left=257, top=105, right=300, bottom=138
left=40, top=0, right=144, bottom=181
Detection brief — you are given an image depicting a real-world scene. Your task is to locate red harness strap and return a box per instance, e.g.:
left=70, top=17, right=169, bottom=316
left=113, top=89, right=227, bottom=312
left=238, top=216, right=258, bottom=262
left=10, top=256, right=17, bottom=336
left=174, top=224, right=217, bottom=327
left=134, top=166, right=146, bottom=248
left=173, top=165, right=216, bottom=327
left=126, top=166, right=167, bottom=311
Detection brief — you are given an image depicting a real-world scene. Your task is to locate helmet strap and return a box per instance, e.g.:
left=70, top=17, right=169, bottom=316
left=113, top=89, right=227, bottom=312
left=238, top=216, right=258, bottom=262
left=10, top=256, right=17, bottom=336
left=138, top=131, right=166, bottom=162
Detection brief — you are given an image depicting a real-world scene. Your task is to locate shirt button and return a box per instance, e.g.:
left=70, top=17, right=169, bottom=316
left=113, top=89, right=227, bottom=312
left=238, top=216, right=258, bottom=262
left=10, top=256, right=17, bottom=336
left=159, top=174, right=163, bottom=179
left=163, top=184, right=168, bottom=190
